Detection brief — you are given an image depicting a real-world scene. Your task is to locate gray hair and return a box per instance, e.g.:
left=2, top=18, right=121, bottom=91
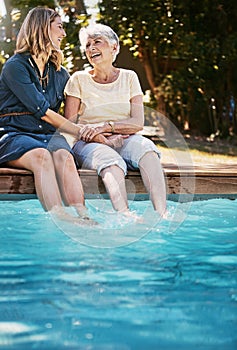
left=79, top=23, right=120, bottom=61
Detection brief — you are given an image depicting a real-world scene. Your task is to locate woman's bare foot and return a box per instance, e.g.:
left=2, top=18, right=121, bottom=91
left=50, top=205, right=97, bottom=226
left=119, top=208, right=143, bottom=223
left=74, top=204, right=98, bottom=225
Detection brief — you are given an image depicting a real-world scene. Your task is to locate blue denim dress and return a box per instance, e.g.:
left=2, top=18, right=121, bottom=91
left=0, top=53, right=70, bottom=164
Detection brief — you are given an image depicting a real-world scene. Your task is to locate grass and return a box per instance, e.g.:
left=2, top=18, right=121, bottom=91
left=157, top=137, right=237, bottom=166
left=160, top=146, right=237, bottom=166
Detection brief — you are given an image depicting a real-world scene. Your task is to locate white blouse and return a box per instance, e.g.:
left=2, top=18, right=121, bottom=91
left=64, top=68, right=143, bottom=125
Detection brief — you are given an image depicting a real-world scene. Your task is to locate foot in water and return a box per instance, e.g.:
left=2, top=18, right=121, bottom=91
left=74, top=204, right=98, bottom=225
left=50, top=206, right=97, bottom=226
left=119, top=208, right=143, bottom=223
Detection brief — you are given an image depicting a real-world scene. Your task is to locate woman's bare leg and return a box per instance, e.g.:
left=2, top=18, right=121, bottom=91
left=7, top=148, right=95, bottom=225
left=139, top=151, right=167, bottom=216
left=100, top=165, right=128, bottom=212
left=52, top=149, right=88, bottom=217
left=7, top=148, right=63, bottom=211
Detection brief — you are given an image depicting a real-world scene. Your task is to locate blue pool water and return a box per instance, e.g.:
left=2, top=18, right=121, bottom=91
left=0, top=198, right=237, bottom=349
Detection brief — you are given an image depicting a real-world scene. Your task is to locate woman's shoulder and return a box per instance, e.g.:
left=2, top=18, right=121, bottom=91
left=4, top=53, right=28, bottom=66
left=68, top=69, right=91, bottom=84
left=1, top=53, right=30, bottom=75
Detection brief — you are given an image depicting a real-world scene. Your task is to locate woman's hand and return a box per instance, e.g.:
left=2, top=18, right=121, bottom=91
left=77, top=124, right=101, bottom=142
left=77, top=126, right=129, bottom=148
left=78, top=124, right=111, bottom=142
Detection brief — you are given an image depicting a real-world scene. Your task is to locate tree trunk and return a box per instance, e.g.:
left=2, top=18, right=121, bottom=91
left=138, top=46, right=166, bottom=114
left=3, top=0, right=12, bottom=40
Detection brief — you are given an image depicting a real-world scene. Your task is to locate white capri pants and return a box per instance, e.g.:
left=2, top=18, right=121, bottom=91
left=72, top=134, right=161, bottom=176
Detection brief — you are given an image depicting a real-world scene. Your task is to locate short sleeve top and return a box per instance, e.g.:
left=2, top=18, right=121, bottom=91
left=64, top=68, right=143, bottom=124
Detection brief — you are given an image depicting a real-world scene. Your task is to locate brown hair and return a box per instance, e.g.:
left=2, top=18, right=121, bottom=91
left=15, top=7, right=64, bottom=71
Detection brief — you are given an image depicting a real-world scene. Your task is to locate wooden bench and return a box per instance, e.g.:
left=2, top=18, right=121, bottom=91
left=1, top=164, right=237, bottom=201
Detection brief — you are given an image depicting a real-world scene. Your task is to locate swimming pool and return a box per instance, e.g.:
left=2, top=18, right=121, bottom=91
left=0, top=198, right=237, bottom=349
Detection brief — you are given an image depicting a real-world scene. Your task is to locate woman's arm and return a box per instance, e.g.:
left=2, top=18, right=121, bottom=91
left=64, top=95, right=80, bottom=122
left=102, top=95, right=144, bottom=134
left=41, top=108, right=82, bottom=138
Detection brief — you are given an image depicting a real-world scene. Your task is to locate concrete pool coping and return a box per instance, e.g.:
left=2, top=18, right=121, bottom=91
left=0, top=165, right=237, bottom=201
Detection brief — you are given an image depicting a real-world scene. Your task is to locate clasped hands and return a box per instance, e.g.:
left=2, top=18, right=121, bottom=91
left=77, top=124, right=129, bottom=148
left=77, top=124, right=103, bottom=142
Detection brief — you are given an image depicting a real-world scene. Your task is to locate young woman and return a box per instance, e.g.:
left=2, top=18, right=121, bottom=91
left=0, top=7, right=95, bottom=223
left=64, top=23, right=167, bottom=217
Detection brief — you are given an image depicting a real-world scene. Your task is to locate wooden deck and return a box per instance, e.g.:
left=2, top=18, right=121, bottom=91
left=1, top=163, right=237, bottom=201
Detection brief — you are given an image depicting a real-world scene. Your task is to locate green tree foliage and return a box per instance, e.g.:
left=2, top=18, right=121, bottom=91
left=58, top=0, right=91, bottom=72
left=1, top=0, right=237, bottom=137
left=0, top=0, right=57, bottom=65
left=99, top=0, right=237, bottom=137
left=0, top=0, right=89, bottom=72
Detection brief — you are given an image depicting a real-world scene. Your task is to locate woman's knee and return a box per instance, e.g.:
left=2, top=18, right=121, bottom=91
left=122, top=135, right=161, bottom=166
left=139, top=150, right=158, bottom=162
left=32, top=148, right=55, bottom=171
left=100, top=164, right=125, bottom=179
left=53, top=149, right=76, bottom=171
left=18, top=148, right=52, bottom=171
left=99, top=159, right=127, bottom=178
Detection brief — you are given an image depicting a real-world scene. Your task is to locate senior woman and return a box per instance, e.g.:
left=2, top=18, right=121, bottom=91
left=64, top=23, right=166, bottom=217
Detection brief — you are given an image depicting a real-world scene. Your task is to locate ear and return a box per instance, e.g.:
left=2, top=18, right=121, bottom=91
left=112, top=43, right=118, bottom=53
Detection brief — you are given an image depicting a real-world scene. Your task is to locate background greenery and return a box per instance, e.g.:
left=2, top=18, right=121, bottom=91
left=1, top=0, right=237, bottom=140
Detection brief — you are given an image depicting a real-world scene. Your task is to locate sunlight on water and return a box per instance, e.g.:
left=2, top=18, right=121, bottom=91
left=0, top=198, right=236, bottom=349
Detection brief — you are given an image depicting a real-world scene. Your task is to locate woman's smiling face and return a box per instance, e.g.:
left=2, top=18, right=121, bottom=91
left=85, top=36, right=115, bottom=65
left=50, top=16, right=66, bottom=49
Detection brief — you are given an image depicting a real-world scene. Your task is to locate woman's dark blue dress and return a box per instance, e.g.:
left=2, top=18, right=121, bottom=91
left=0, top=53, right=71, bottom=165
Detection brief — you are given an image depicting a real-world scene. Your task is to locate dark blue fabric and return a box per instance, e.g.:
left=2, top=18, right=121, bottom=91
left=0, top=53, right=70, bottom=164
left=0, top=132, right=71, bottom=164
